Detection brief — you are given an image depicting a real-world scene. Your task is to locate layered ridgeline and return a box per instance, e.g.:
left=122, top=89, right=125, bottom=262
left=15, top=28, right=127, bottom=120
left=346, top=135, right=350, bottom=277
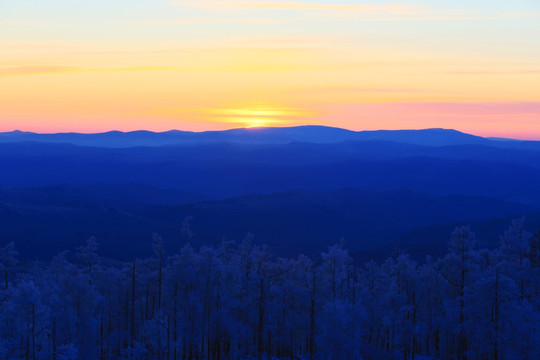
left=1, top=126, right=540, bottom=359
left=0, top=126, right=493, bottom=147
left=1, top=185, right=537, bottom=260
left=2, top=126, right=540, bottom=260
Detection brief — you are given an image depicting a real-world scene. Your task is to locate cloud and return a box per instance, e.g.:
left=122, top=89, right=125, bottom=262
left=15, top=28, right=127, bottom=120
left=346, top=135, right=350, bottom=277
left=161, top=17, right=281, bottom=24
left=337, top=15, right=497, bottom=21
left=166, top=1, right=422, bottom=14
left=165, top=1, right=500, bottom=22
left=0, top=65, right=184, bottom=77
left=417, top=101, right=540, bottom=115
left=445, top=70, right=540, bottom=75
left=0, top=61, right=330, bottom=76
left=349, top=101, right=540, bottom=115
left=498, top=11, right=540, bottom=19
left=0, top=66, right=79, bottom=76
left=292, top=86, right=423, bottom=94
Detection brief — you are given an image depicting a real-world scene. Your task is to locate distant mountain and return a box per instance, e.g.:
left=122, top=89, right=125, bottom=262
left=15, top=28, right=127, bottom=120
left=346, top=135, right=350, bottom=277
left=3, top=140, right=540, bottom=205
left=0, top=126, right=504, bottom=148
left=0, top=200, right=175, bottom=260
left=0, top=126, right=357, bottom=147
left=3, top=126, right=540, bottom=262
left=1, top=186, right=536, bottom=261
left=0, top=129, right=195, bottom=148
left=0, top=183, right=209, bottom=208
left=353, top=128, right=488, bottom=146
left=135, top=188, right=538, bottom=257
left=0, top=140, right=540, bottom=206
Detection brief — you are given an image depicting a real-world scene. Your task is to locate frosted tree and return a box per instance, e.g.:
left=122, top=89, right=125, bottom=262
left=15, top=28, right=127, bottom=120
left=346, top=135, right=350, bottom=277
left=438, top=225, right=478, bottom=360
left=252, top=244, right=279, bottom=358
left=496, top=219, right=539, bottom=359
left=292, top=254, right=318, bottom=360
left=0, top=241, right=18, bottom=290
left=181, top=216, right=194, bottom=245
left=319, top=244, right=362, bottom=358
left=415, top=257, right=447, bottom=359
left=76, top=236, right=98, bottom=273
left=528, top=230, right=540, bottom=268
left=317, top=299, right=365, bottom=360
left=152, top=233, right=164, bottom=310
left=320, top=242, right=353, bottom=302
left=394, top=254, right=420, bottom=359
left=499, top=217, right=532, bottom=304
left=1, top=220, right=538, bottom=360
left=465, top=249, right=519, bottom=360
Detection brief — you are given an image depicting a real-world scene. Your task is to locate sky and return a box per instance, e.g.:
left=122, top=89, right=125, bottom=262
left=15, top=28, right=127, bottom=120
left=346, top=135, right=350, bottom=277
left=1, top=0, right=539, bottom=138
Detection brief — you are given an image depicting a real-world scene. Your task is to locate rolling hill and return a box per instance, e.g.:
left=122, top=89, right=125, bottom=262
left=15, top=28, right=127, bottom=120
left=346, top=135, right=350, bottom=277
left=0, top=126, right=499, bottom=147
left=2, top=126, right=540, bottom=261
left=0, top=186, right=537, bottom=261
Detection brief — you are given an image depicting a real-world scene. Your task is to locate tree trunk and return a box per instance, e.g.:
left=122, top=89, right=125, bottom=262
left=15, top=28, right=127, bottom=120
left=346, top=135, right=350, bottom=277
left=131, top=259, right=136, bottom=341
left=145, top=280, right=149, bottom=320
left=52, top=317, right=57, bottom=360
left=257, top=278, right=265, bottom=359
left=309, top=268, right=316, bottom=360
left=31, top=304, right=36, bottom=360
left=158, top=255, right=162, bottom=310
left=174, top=283, right=178, bottom=360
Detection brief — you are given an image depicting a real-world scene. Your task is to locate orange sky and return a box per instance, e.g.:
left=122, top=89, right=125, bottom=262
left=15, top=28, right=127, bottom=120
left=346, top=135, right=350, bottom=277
left=1, top=1, right=539, bottom=138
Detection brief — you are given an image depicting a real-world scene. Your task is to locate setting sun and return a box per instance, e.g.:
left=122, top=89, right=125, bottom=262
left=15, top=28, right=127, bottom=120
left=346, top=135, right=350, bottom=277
left=1, top=0, right=539, bottom=137
left=208, top=105, right=308, bottom=128
left=244, top=118, right=274, bottom=128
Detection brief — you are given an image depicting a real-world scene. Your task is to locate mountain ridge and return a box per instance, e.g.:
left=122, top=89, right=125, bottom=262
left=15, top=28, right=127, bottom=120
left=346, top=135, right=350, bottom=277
left=0, top=126, right=504, bottom=148
left=1, top=185, right=537, bottom=261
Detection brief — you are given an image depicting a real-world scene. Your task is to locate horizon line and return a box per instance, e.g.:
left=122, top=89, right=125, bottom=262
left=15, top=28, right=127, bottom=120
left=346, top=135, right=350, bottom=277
left=0, top=125, right=532, bottom=141
left=0, top=125, right=481, bottom=135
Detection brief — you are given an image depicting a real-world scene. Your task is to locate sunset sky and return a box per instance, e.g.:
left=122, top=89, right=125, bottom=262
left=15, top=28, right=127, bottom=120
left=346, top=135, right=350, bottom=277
left=1, top=0, right=539, bottom=138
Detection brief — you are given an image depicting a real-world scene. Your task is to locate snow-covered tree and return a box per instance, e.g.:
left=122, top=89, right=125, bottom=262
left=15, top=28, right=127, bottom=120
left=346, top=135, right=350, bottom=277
left=0, top=241, right=18, bottom=290
left=2, top=221, right=539, bottom=359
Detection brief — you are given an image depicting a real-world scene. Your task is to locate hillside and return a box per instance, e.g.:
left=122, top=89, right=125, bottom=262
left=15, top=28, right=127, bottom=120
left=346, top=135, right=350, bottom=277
left=1, top=186, right=536, bottom=260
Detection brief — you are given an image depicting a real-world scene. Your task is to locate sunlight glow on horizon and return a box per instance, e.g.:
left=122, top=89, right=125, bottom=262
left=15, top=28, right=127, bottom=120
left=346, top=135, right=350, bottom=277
left=1, top=0, right=539, bottom=139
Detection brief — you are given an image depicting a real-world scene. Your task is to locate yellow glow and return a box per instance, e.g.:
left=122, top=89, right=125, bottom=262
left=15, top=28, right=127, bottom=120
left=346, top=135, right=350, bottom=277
left=209, top=105, right=301, bottom=128
left=1, top=9, right=539, bottom=137
left=210, top=107, right=307, bottom=117
left=244, top=118, right=281, bottom=128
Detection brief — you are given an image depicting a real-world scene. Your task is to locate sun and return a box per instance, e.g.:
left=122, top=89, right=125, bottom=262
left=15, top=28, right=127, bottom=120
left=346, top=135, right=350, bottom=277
left=244, top=118, right=273, bottom=128
left=209, top=105, right=304, bottom=129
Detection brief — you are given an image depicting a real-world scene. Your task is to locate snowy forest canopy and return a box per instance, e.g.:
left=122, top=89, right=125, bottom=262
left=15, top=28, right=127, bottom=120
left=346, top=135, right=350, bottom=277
left=1, top=219, right=539, bottom=360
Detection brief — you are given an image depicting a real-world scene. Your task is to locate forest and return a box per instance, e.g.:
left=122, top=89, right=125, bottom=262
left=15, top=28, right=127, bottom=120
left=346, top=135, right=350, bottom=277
left=1, top=218, right=539, bottom=360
